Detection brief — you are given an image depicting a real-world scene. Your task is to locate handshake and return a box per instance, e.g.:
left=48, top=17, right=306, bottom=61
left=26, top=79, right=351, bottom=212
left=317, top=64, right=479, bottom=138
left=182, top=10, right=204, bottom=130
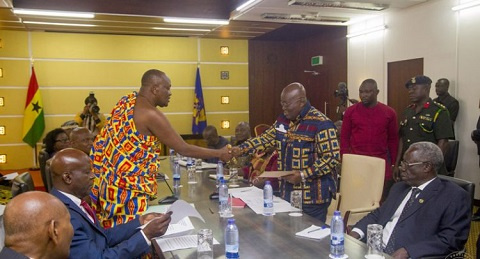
left=219, top=144, right=244, bottom=163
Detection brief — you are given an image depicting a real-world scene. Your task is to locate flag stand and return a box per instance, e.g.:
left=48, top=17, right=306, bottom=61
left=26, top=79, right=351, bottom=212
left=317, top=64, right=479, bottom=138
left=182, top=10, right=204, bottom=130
left=29, top=143, right=40, bottom=170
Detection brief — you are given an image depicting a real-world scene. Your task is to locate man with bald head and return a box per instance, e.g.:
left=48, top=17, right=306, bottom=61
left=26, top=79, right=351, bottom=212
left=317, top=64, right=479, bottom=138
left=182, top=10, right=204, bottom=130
left=69, top=127, right=93, bottom=155
left=1, top=191, right=73, bottom=259
left=232, top=82, right=340, bottom=221
left=50, top=148, right=172, bottom=258
left=90, top=69, right=232, bottom=228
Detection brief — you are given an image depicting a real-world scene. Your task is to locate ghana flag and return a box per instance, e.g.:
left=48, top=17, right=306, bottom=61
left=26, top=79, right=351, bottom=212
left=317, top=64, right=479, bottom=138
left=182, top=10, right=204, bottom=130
left=22, top=66, right=45, bottom=148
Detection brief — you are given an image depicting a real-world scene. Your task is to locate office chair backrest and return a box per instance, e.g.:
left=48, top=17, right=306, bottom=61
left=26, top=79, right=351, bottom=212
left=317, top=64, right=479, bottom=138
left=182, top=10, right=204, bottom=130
left=254, top=124, right=270, bottom=137
left=38, top=148, right=51, bottom=190
left=437, top=175, right=475, bottom=211
left=444, top=140, right=459, bottom=176
left=338, top=154, right=385, bottom=226
left=11, top=172, right=35, bottom=197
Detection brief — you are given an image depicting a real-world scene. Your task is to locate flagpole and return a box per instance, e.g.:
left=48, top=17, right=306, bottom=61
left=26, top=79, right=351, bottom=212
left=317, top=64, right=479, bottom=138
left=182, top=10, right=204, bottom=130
left=31, top=144, right=39, bottom=170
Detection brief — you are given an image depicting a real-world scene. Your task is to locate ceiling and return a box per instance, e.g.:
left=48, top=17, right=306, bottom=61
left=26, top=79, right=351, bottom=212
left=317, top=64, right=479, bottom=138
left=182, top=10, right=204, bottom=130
left=0, top=0, right=428, bottom=39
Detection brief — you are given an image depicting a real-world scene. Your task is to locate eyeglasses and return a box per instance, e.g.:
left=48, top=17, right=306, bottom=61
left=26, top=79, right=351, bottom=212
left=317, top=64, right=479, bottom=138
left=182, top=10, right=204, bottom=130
left=55, top=138, right=70, bottom=143
left=400, top=161, right=427, bottom=169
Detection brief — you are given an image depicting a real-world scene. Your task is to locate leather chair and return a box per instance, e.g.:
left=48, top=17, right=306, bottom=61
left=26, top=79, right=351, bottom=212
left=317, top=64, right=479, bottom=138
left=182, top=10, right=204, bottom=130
left=437, top=175, right=475, bottom=211
left=254, top=124, right=270, bottom=137
left=11, top=172, right=35, bottom=197
left=38, top=148, right=52, bottom=191
left=327, top=154, right=385, bottom=227
left=444, top=140, right=459, bottom=176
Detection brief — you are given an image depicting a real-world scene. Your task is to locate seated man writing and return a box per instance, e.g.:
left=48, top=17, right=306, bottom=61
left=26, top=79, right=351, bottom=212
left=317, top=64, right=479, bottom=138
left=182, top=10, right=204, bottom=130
left=349, top=141, right=471, bottom=258
left=50, top=148, right=171, bottom=259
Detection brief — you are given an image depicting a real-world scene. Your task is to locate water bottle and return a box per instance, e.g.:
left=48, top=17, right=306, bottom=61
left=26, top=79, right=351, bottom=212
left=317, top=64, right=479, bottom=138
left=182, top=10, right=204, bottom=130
left=187, top=157, right=197, bottom=184
left=218, top=179, right=228, bottom=216
left=225, top=218, right=239, bottom=259
left=263, top=180, right=274, bottom=216
left=169, top=148, right=175, bottom=162
left=173, top=160, right=181, bottom=189
left=330, top=210, right=345, bottom=257
left=216, top=161, right=224, bottom=187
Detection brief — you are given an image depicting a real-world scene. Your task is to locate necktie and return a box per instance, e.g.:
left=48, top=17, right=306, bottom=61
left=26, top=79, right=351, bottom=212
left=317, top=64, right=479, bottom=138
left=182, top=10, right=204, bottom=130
left=80, top=199, right=96, bottom=223
left=384, top=188, right=421, bottom=254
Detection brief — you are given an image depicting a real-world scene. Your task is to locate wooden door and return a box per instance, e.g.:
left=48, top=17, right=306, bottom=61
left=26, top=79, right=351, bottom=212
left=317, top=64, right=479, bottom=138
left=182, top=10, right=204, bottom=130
left=387, top=58, right=424, bottom=124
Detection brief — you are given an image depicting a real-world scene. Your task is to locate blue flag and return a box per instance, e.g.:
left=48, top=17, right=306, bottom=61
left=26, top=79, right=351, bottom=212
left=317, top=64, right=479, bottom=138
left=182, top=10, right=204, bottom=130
left=192, top=67, right=207, bottom=134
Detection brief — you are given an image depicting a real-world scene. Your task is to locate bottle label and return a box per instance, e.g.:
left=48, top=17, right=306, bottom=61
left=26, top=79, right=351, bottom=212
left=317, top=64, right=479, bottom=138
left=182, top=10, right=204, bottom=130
left=331, top=234, right=344, bottom=245
left=225, top=244, right=239, bottom=253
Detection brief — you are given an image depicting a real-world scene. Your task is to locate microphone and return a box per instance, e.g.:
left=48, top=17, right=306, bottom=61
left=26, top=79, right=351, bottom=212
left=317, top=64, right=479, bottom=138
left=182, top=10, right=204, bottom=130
left=157, top=173, right=178, bottom=204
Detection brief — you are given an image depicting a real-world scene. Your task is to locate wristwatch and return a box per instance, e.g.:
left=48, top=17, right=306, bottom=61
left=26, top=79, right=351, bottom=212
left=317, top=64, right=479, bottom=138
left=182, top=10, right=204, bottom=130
left=299, top=171, right=306, bottom=183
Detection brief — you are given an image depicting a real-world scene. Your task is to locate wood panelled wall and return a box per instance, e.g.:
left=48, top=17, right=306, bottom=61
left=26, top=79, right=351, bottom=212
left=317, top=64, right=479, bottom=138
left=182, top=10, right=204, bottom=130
left=248, top=25, right=347, bottom=129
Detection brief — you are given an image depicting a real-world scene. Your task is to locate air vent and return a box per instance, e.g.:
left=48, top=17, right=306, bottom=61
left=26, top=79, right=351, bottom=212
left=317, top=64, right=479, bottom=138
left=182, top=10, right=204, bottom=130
left=261, top=13, right=349, bottom=23
left=288, top=0, right=389, bottom=11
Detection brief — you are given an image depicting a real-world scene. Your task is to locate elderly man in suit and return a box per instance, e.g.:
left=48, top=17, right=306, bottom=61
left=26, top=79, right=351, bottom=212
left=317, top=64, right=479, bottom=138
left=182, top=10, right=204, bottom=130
left=0, top=191, right=73, bottom=259
left=349, top=141, right=470, bottom=258
left=50, top=148, right=171, bottom=259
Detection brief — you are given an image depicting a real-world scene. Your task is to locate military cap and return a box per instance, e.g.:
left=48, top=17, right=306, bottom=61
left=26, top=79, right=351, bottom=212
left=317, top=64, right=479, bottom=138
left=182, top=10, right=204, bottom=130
left=405, top=75, right=432, bottom=88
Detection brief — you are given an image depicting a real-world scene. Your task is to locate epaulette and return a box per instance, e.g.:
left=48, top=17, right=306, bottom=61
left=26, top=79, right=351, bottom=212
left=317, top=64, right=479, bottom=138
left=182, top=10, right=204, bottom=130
left=432, top=101, right=447, bottom=110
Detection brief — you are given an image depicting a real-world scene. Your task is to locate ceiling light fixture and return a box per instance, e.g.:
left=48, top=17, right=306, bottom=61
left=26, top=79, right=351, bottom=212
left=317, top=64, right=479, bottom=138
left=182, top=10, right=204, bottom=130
left=164, top=17, right=229, bottom=25
left=236, top=0, right=262, bottom=11
left=14, top=9, right=95, bottom=18
left=452, top=0, right=480, bottom=11
left=346, top=25, right=387, bottom=38
left=153, top=27, right=211, bottom=32
left=23, top=21, right=96, bottom=27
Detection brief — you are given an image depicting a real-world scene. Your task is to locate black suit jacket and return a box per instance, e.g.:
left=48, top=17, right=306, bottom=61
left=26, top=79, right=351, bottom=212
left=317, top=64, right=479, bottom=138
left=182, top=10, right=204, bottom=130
left=0, top=247, right=29, bottom=259
left=354, top=178, right=471, bottom=258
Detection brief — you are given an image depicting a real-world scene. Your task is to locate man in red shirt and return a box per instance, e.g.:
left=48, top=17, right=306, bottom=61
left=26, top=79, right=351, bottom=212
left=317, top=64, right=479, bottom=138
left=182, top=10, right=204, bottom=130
left=341, top=79, right=398, bottom=199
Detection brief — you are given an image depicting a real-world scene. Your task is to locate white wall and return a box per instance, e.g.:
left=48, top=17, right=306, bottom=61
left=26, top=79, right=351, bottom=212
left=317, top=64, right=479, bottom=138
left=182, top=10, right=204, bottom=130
left=348, top=0, right=480, bottom=197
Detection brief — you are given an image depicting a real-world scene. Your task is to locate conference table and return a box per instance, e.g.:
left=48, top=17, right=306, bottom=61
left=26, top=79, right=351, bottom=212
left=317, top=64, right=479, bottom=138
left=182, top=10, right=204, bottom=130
left=151, top=158, right=391, bottom=259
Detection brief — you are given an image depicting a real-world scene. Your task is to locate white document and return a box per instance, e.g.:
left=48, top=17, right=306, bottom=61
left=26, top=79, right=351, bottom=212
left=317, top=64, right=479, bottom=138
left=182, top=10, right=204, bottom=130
left=145, top=205, right=169, bottom=214
left=178, top=160, right=217, bottom=169
left=229, top=186, right=301, bottom=214
left=3, top=172, right=18, bottom=181
left=0, top=204, right=5, bottom=216
left=162, top=217, right=195, bottom=238
left=295, top=224, right=331, bottom=240
left=167, top=200, right=205, bottom=224
left=155, top=235, right=220, bottom=252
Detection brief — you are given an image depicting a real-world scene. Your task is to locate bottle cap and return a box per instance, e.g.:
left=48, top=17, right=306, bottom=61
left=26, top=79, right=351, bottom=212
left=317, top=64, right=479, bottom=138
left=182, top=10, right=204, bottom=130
left=228, top=218, right=235, bottom=224
left=265, top=180, right=271, bottom=185
left=221, top=179, right=226, bottom=184
left=334, top=210, right=341, bottom=216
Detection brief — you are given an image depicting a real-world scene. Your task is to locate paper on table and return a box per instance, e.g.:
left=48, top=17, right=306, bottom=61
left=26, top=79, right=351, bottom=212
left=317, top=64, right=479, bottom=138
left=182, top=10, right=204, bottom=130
left=295, top=225, right=330, bottom=240
left=229, top=186, right=301, bottom=214
left=155, top=235, right=220, bottom=252
left=167, top=200, right=205, bottom=224
left=178, top=160, right=217, bottom=169
left=3, top=172, right=18, bottom=181
left=258, top=171, right=294, bottom=178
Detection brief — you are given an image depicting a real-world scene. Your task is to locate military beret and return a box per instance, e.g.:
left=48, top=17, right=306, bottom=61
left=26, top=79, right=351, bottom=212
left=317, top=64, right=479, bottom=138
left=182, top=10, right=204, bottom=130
left=405, top=75, right=432, bottom=88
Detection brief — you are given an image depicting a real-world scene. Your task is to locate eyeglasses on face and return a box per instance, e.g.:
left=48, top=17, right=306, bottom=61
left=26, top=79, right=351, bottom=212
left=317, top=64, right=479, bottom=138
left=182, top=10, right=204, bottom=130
left=400, top=161, right=427, bottom=169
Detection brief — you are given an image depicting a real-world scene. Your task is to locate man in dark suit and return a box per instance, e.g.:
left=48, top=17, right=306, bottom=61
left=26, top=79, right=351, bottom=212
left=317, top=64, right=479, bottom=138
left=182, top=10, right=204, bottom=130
left=50, top=148, right=172, bottom=259
left=0, top=191, right=73, bottom=259
left=350, top=141, right=471, bottom=258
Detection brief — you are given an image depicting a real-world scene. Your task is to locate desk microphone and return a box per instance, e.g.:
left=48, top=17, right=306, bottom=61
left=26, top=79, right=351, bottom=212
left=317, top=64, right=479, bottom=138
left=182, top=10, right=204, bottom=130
left=158, top=174, right=178, bottom=204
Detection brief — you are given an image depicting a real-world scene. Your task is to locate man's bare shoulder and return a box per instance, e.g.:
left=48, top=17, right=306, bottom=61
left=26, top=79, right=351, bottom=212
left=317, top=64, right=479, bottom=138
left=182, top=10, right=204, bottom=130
left=134, top=99, right=167, bottom=133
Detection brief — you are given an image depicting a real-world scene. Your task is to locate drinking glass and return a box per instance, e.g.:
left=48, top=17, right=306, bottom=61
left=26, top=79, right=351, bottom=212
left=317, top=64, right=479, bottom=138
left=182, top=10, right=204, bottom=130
left=220, top=194, right=233, bottom=218
left=288, top=190, right=303, bottom=217
left=366, top=224, right=384, bottom=258
left=228, top=167, right=239, bottom=186
left=197, top=229, right=213, bottom=259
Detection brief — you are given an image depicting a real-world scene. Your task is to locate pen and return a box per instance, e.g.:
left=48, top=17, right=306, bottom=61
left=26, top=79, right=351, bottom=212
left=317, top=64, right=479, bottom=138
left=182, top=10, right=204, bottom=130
left=209, top=207, right=214, bottom=214
left=307, top=226, right=326, bottom=233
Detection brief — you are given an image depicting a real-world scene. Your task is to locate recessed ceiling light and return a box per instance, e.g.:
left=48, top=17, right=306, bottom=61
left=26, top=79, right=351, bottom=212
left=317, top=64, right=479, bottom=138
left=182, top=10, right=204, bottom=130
left=153, top=27, right=211, bottom=32
left=14, top=9, right=95, bottom=18
left=164, top=17, right=229, bottom=25
left=23, top=21, right=96, bottom=27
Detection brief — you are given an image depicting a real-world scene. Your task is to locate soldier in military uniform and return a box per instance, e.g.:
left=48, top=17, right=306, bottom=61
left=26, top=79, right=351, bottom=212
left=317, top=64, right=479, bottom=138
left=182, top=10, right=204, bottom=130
left=393, top=75, right=454, bottom=180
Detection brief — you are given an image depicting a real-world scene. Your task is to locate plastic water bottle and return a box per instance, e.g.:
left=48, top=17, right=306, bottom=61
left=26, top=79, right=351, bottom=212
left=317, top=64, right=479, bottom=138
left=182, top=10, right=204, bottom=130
left=187, top=157, right=197, bottom=184
left=173, top=160, right=181, bottom=189
left=263, top=180, right=274, bottom=216
left=218, top=179, right=228, bottom=216
left=216, top=161, right=224, bottom=186
left=225, top=218, right=239, bottom=259
left=330, top=210, right=345, bottom=257
left=169, top=148, right=175, bottom=162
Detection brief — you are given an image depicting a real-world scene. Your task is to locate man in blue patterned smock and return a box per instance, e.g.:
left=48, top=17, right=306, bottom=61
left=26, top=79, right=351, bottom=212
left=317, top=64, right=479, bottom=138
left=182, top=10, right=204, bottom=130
left=232, top=82, right=340, bottom=222
left=393, top=75, right=453, bottom=180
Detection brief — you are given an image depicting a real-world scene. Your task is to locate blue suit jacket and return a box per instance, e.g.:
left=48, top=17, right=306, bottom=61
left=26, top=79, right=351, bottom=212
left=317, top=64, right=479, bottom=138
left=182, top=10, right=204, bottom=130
left=0, top=247, right=29, bottom=259
left=354, top=178, right=471, bottom=258
left=51, top=188, right=150, bottom=259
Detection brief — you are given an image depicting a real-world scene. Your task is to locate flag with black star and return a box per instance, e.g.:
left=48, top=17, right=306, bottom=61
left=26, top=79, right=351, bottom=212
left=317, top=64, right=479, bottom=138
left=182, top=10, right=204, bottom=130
left=22, top=66, right=45, bottom=148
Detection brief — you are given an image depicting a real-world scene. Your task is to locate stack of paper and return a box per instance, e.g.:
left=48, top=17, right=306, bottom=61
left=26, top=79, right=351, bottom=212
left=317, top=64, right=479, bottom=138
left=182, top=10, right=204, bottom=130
left=156, top=235, right=220, bottom=253
left=295, top=225, right=330, bottom=240
left=178, top=160, right=217, bottom=169
left=228, top=186, right=301, bottom=214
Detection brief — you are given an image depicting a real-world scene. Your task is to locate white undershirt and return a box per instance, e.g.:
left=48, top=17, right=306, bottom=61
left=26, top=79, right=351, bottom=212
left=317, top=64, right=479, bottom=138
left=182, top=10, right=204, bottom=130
left=353, top=177, right=435, bottom=246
